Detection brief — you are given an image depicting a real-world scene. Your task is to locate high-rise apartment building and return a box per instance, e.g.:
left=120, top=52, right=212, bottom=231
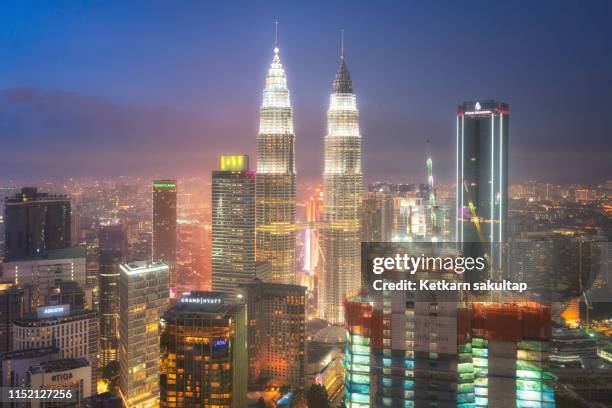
left=98, top=224, right=127, bottom=367
left=255, top=31, right=297, bottom=285
left=12, top=304, right=99, bottom=392
left=4, top=187, right=71, bottom=260
left=118, top=261, right=169, bottom=408
left=159, top=292, right=247, bottom=408
left=456, top=101, right=509, bottom=272
left=212, top=155, right=256, bottom=293
left=239, top=280, right=305, bottom=389
left=321, top=42, right=363, bottom=324
left=153, top=180, right=177, bottom=296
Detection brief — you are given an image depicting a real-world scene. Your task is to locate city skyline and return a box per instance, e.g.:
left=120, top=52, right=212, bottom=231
left=0, top=1, right=610, bottom=184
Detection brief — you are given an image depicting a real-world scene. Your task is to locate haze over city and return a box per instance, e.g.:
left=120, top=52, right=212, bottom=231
left=1, top=0, right=610, bottom=185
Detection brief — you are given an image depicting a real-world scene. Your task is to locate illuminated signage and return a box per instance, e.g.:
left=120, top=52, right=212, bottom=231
left=51, top=372, right=73, bottom=382
left=153, top=183, right=176, bottom=189
left=37, top=304, right=71, bottom=318
left=180, top=297, right=222, bottom=305
left=220, top=155, right=249, bottom=172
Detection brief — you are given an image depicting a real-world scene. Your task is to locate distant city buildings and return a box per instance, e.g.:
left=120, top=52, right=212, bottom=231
left=118, top=261, right=169, bottom=408
left=212, top=155, right=256, bottom=293
left=456, top=101, right=509, bottom=273
left=239, top=280, right=306, bottom=390
left=321, top=43, right=363, bottom=324
left=4, top=187, right=71, bottom=260
left=159, top=291, right=247, bottom=408
left=153, top=180, right=177, bottom=297
left=255, top=34, right=297, bottom=285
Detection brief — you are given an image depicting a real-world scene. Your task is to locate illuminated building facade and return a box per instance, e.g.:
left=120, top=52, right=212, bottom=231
left=255, top=33, right=297, bottom=285
left=456, top=101, right=509, bottom=273
left=159, top=292, right=247, bottom=408
left=212, top=155, right=256, bottom=293
left=11, top=305, right=99, bottom=392
left=362, top=192, right=393, bottom=243
left=321, top=43, right=363, bottom=324
left=302, top=188, right=323, bottom=313
left=470, top=303, right=555, bottom=408
left=118, top=261, right=169, bottom=408
left=4, top=187, right=71, bottom=260
left=98, top=224, right=127, bottom=367
left=392, top=195, right=428, bottom=241
left=153, top=180, right=177, bottom=296
left=239, top=280, right=305, bottom=389
left=28, top=358, right=92, bottom=408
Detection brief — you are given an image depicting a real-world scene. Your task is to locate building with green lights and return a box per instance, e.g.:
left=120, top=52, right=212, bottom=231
left=152, top=179, right=177, bottom=295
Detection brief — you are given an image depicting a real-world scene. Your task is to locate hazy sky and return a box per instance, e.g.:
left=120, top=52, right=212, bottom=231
left=1, top=0, right=611, bottom=185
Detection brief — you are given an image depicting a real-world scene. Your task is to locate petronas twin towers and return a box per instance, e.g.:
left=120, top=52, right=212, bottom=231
left=255, top=28, right=362, bottom=324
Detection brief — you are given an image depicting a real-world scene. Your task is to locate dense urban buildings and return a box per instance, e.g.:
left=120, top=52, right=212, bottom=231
left=152, top=180, right=177, bottom=296
left=118, top=261, right=169, bottom=408
left=321, top=43, right=363, bottom=324
left=11, top=304, right=99, bottom=392
left=239, top=280, right=306, bottom=389
left=28, top=358, right=92, bottom=407
left=456, top=101, right=509, bottom=273
left=212, top=155, right=257, bottom=293
left=255, top=32, right=297, bottom=285
left=4, top=187, right=71, bottom=260
left=159, top=291, right=247, bottom=408
left=0, top=282, right=23, bottom=353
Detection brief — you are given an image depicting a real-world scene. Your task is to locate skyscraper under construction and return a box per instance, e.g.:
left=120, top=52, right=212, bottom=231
left=321, top=37, right=363, bottom=324
left=256, top=27, right=297, bottom=285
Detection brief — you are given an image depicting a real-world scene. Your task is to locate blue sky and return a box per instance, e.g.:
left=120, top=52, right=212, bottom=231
left=0, top=0, right=610, bottom=184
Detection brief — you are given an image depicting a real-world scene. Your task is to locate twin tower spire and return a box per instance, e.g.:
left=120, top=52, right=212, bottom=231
left=256, top=23, right=362, bottom=324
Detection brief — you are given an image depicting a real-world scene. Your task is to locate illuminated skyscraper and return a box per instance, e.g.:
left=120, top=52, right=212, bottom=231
left=98, top=224, right=127, bottom=367
left=153, top=180, right=177, bottom=296
left=256, top=26, right=297, bottom=285
left=212, top=155, right=256, bottom=293
left=159, top=292, right=247, bottom=408
left=118, top=261, right=169, bottom=408
left=456, top=101, right=509, bottom=273
left=321, top=37, right=363, bottom=324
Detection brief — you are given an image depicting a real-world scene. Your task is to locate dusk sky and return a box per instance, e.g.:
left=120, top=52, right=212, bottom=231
left=1, top=0, right=610, bottom=185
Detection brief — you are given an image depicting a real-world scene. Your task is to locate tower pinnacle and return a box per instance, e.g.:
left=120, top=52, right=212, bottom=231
left=274, top=21, right=279, bottom=54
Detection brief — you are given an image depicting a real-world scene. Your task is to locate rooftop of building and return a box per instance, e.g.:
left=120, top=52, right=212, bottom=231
left=458, top=100, right=509, bottom=115
left=15, top=307, right=97, bottom=325
left=28, top=357, right=89, bottom=374
left=162, top=291, right=243, bottom=321
left=239, top=278, right=306, bottom=295
left=119, top=260, right=168, bottom=275
left=5, top=187, right=70, bottom=204
left=4, top=246, right=86, bottom=262
left=0, top=347, right=58, bottom=361
left=312, top=325, right=345, bottom=344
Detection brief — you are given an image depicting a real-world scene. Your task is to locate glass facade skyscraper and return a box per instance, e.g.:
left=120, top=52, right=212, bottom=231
left=321, top=45, right=363, bottom=324
left=255, top=35, right=297, bottom=285
left=153, top=180, right=177, bottom=296
left=456, top=101, right=509, bottom=273
left=212, top=155, right=256, bottom=293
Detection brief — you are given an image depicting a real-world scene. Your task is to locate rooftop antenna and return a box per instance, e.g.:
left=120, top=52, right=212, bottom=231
left=274, top=21, right=279, bottom=53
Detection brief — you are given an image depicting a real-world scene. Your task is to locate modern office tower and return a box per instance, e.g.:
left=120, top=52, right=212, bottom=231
left=362, top=192, right=393, bottom=243
left=0, top=282, right=23, bottom=353
left=456, top=101, right=509, bottom=273
left=0, top=347, right=59, bottom=387
left=11, top=304, right=99, bottom=392
left=1, top=246, right=87, bottom=312
left=28, top=358, right=92, bottom=407
left=425, top=139, right=440, bottom=239
left=212, top=155, right=256, bottom=293
left=255, top=29, right=297, bottom=285
left=159, top=292, right=247, bottom=408
left=470, top=302, right=555, bottom=408
left=321, top=41, right=363, bottom=324
left=153, top=180, right=177, bottom=296
left=302, top=188, right=323, bottom=314
left=392, top=195, right=428, bottom=241
left=98, top=224, right=127, bottom=367
left=239, top=280, right=305, bottom=389
left=4, top=187, right=71, bottom=260
left=118, top=261, right=169, bottom=408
